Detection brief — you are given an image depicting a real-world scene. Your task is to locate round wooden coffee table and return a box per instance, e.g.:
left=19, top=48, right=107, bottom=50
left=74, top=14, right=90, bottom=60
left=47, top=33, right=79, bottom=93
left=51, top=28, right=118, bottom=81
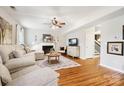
left=46, top=52, right=61, bottom=64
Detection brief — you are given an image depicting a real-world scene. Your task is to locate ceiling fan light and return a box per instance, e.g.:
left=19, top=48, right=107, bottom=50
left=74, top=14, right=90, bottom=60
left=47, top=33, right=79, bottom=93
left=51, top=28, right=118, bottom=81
left=51, top=25, right=56, bottom=29
left=51, top=25, right=59, bottom=30
left=56, top=26, right=59, bottom=29
left=10, top=6, right=16, bottom=10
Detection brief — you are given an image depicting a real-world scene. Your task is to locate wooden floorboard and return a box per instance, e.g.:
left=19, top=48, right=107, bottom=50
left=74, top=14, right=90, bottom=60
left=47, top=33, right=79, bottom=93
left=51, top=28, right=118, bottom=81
left=57, top=55, right=124, bottom=86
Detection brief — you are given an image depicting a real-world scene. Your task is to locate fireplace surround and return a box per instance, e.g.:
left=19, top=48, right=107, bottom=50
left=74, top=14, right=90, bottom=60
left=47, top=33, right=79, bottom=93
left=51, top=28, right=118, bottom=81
left=42, top=45, right=54, bottom=54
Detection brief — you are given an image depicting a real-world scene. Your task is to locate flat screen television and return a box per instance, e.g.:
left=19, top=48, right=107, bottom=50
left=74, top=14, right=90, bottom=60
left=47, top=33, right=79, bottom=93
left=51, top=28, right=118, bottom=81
left=68, top=38, right=78, bottom=46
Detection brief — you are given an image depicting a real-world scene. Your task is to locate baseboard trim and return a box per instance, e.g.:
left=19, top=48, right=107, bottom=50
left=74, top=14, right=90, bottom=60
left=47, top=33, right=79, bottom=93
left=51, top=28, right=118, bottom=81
left=99, top=64, right=124, bottom=74
left=79, top=57, right=86, bottom=60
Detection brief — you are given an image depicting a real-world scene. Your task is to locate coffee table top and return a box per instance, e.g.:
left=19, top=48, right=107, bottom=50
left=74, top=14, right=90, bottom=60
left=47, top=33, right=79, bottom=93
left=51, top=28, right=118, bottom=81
left=46, top=52, right=61, bottom=57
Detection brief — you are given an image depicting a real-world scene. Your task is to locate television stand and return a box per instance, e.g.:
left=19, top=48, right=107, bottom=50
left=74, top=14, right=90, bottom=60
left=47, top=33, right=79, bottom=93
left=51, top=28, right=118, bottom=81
left=67, top=46, right=80, bottom=58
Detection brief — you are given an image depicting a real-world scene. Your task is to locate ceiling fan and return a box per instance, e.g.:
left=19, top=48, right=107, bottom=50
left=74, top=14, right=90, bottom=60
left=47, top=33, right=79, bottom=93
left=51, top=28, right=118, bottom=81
left=9, top=6, right=66, bottom=29
left=51, top=17, right=66, bottom=29
left=10, top=6, right=16, bottom=10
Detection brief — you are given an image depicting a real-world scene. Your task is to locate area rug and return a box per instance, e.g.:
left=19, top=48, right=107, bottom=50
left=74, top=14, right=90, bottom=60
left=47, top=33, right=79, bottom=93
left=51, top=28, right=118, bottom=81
left=36, top=56, right=81, bottom=70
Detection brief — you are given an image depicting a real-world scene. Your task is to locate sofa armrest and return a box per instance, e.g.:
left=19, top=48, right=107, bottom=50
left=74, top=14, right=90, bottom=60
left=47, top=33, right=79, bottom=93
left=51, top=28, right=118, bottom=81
left=5, top=56, right=35, bottom=71
left=0, top=77, right=2, bottom=86
left=30, top=50, right=35, bottom=52
left=7, top=67, right=59, bottom=86
left=23, top=50, right=44, bottom=61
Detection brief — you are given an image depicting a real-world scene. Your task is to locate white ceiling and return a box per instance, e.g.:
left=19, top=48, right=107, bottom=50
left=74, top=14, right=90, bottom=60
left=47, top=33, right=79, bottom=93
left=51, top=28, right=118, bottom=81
left=2, top=6, right=124, bottom=33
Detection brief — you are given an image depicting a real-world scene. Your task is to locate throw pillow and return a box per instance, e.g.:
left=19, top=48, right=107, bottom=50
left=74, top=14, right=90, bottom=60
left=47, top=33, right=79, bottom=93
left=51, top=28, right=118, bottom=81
left=24, top=47, right=32, bottom=53
left=12, top=49, right=26, bottom=58
left=20, top=44, right=31, bottom=53
left=9, top=52, right=16, bottom=59
left=0, top=64, right=12, bottom=85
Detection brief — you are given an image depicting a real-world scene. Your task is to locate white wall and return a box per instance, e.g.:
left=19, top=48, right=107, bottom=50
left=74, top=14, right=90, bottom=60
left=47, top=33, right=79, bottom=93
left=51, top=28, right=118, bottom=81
left=25, top=28, right=53, bottom=46
left=100, top=14, right=124, bottom=72
left=65, top=27, right=95, bottom=59
left=65, top=29, right=85, bottom=59
left=55, top=31, right=66, bottom=51
left=25, top=28, right=66, bottom=51
left=17, top=24, right=25, bottom=44
left=0, top=8, right=19, bottom=44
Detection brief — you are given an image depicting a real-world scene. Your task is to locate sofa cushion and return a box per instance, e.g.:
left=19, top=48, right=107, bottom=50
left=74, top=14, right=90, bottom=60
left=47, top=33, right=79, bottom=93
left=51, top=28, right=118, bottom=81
left=0, top=56, right=3, bottom=64
left=5, top=55, right=35, bottom=72
left=11, top=65, right=41, bottom=79
left=35, top=53, right=44, bottom=61
left=22, top=52, right=35, bottom=58
left=0, top=64, right=12, bottom=85
left=7, top=67, right=58, bottom=86
left=8, top=65, right=33, bottom=74
left=15, top=45, right=25, bottom=51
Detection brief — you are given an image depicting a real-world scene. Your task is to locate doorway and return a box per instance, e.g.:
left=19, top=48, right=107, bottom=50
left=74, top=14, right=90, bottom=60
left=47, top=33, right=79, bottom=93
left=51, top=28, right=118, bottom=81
left=94, top=27, right=101, bottom=57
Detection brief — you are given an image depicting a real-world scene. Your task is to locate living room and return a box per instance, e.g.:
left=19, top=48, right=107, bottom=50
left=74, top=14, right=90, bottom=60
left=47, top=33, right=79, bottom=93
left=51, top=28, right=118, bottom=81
left=1, top=6, right=124, bottom=87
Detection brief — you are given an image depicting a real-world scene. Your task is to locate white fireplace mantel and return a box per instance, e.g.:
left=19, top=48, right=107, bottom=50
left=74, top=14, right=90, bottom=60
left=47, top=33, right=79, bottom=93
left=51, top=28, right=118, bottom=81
left=31, top=42, right=55, bottom=50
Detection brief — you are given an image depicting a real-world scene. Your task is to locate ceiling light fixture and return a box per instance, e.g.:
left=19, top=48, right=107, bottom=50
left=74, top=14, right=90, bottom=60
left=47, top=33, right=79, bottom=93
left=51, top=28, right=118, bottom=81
left=51, top=17, right=66, bottom=29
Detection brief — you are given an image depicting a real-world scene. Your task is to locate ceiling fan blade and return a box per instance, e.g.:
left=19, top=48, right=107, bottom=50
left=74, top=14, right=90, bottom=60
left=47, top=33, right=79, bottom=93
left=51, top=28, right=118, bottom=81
left=10, top=6, right=16, bottom=10
left=57, top=25, right=62, bottom=28
left=52, top=18, right=58, bottom=25
left=59, top=22, right=66, bottom=25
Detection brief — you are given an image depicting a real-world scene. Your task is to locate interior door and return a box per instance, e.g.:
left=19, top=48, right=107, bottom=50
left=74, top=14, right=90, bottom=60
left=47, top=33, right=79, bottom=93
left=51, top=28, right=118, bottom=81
left=85, top=27, right=95, bottom=58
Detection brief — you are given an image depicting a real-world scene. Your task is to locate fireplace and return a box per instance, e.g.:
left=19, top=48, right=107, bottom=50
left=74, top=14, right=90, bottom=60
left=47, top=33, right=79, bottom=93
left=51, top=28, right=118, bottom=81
left=42, top=45, right=53, bottom=54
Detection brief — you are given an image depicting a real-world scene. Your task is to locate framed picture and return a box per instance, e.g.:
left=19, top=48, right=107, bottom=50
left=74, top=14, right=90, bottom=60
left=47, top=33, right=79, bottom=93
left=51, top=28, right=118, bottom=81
left=0, top=16, right=12, bottom=45
left=107, top=42, right=124, bottom=56
left=122, top=25, right=124, bottom=40
left=43, top=34, right=53, bottom=43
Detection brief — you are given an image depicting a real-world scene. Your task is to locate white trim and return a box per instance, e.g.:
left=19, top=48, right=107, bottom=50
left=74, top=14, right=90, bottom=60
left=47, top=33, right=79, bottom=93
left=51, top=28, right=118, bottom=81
left=79, top=57, right=86, bottom=60
left=100, top=64, right=124, bottom=73
left=80, top=56, right=99, bottom=60
left=31, top=43, right=55, bottom=50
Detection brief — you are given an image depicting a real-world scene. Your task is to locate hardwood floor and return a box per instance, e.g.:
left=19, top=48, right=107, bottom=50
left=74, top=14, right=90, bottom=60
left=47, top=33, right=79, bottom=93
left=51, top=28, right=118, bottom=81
left=57, top=55, right=124, bottom=86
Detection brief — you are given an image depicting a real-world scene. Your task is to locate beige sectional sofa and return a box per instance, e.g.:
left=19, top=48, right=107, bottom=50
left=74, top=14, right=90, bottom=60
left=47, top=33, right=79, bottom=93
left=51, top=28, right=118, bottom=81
left=0, top=45, right=44, bottom=73
left=0, top=45, right=35, bottom=72
left=0, top=45, right=59, bottom=86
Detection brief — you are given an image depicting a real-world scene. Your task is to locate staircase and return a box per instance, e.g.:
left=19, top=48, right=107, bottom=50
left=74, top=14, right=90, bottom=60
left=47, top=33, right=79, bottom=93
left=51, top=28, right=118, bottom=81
left=94, top=40, right=100, bottom=55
